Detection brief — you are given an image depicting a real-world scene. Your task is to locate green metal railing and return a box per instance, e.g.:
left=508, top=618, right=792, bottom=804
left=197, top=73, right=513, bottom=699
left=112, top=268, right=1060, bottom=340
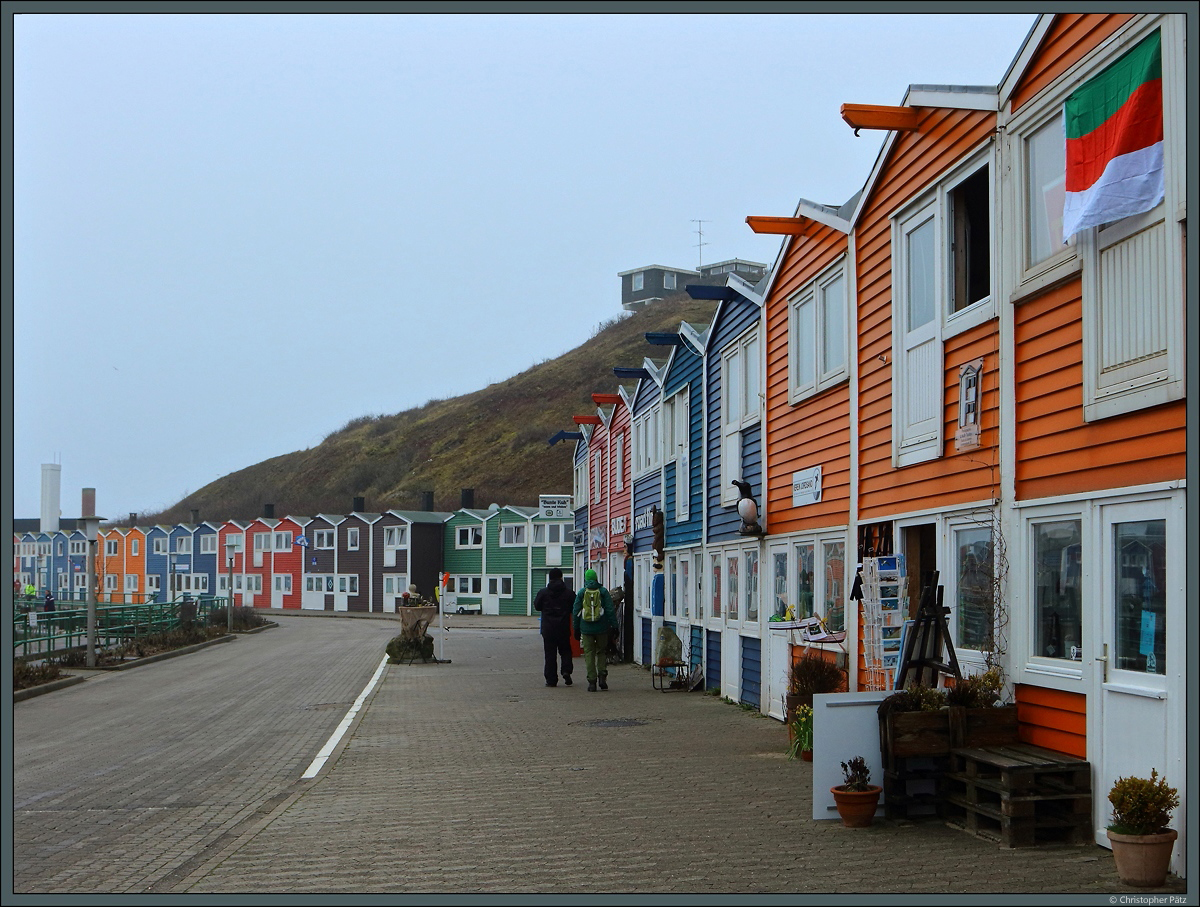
left=12, top=596, right=231, bottom=660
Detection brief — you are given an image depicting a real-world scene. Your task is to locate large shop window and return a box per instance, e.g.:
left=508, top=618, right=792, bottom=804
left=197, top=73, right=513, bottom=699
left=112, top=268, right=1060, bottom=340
left=954, top=526, right=994, bottom=653
left=1033, top=520, right=1083, bottom=661
left=791, top=538, right=846, bottom=632
left=1114, top=520, right=1166, bottom=675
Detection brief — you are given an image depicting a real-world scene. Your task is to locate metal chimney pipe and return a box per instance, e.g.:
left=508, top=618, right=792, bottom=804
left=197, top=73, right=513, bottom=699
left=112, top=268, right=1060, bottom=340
left=461, top=488, right=474, bottom=509
left=263, top=503, right=275, bottom=519
left=353, top=496, right=365, bottom=513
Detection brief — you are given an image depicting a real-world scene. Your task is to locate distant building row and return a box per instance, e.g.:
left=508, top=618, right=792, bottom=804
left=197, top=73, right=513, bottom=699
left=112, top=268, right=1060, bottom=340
left=13, top=493, right=575, bottom=616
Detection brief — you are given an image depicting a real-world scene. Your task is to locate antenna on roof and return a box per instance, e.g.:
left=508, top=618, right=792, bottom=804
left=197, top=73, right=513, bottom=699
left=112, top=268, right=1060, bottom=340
left=691, top=219, right=709, bottom=269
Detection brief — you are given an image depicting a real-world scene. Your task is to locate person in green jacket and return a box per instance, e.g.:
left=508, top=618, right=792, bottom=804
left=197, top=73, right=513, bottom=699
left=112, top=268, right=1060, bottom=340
left=573, top=568, right=617, bottom=692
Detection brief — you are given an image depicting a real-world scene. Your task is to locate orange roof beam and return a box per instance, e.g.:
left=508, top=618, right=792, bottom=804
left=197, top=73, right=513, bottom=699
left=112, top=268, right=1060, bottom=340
left=591, top=393, right=622, bottom=405
left=746, top=215, right=814, bottom=236
left=572, top=415, right=602, bottom=425
left=840, top=103, right=921, bottom=135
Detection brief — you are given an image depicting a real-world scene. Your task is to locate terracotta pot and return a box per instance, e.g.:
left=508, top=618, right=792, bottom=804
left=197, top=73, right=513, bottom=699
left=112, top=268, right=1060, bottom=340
left=1108, top=828, right=1178, bottom=887
left=801, top=749, right=813, bottom=762
left=830, top=785, right=882, bottom=828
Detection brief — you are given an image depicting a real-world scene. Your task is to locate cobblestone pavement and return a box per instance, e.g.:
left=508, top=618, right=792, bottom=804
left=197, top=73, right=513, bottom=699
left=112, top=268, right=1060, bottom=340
left=150, top=618, right=1184, bottom=899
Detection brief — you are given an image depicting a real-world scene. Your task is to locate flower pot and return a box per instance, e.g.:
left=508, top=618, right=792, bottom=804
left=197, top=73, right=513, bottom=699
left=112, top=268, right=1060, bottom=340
left=1108, top=828, right=1177, bottom=887
left=801, top=749, right=813, bottom=762
left=830, top=785, right=882, bottom=828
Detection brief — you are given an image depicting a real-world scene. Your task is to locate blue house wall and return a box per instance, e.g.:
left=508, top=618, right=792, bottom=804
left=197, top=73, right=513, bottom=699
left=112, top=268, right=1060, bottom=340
left=660, top=336, right=704, bottom=550
left=705, top=294, right=763, bottom=544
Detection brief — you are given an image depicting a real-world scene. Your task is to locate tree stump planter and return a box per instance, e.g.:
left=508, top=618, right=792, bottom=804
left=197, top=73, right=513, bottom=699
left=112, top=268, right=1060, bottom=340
left=831, top=786, right=882, bottom=827
left=1108, top=829, right=1178, bottom=887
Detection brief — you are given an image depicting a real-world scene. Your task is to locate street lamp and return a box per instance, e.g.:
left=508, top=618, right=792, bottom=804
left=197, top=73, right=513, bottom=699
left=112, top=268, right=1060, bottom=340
left=225, top=537, right=241, bottom=633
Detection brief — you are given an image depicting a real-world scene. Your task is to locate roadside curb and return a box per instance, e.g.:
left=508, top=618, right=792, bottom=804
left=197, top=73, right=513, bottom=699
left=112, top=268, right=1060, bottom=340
left=13, top=673, right=88, bottom=702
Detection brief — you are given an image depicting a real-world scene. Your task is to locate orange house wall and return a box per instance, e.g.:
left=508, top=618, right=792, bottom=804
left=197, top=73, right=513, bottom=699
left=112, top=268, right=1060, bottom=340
left=1015, top=684, right=1087, bottom=759
left=854, top=108, right=1002, bottom=522
left=1013, top=284, right=1186, bottom=500
left=1009, top=14, right=1134, bottom=114
left=764, top=226, right=853, bottom=535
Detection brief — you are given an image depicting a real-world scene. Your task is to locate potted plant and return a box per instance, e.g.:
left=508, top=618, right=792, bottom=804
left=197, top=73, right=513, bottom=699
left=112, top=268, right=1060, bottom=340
left=831, top=756, right=881, bottom=827
left=785, top=705, right=814, bottom=762
left=785, top=650, right=846, bottom=735
left=1106, top=769, right=1180, bottom=887
left=877, top=683, right=951, bottom=760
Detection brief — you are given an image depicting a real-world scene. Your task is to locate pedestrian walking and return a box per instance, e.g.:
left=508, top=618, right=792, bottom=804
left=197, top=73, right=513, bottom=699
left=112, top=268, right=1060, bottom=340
left=533, top=567, right=574, bottom=687
left=573, top=569, right=617, bottom=692
left=43, top=590, right=55, bottom=613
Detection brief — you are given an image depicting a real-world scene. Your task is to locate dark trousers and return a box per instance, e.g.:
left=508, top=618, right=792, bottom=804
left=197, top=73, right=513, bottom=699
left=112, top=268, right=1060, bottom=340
left=542, top=630, right=573, bottom=683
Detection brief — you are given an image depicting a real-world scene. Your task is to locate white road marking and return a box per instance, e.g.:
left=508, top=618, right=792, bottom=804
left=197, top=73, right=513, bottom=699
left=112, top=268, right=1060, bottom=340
left=301, top=654, right=389, bottom=780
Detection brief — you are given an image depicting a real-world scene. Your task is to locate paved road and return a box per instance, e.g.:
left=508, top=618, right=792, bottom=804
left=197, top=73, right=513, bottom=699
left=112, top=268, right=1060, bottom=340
left=11, top=613, right=1188, bottom=898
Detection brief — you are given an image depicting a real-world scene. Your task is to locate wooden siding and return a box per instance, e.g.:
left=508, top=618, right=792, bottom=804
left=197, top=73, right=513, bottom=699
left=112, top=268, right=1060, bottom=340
left=489, top=509, right=530, bottom=616
left=631, top=473, right=660, bottom=558
left=1015, top=684, right=1087, bottom=759
left=269, top=518, right=304, bottom=610
left=854, top=108, right=1001, bottom=522
left=1009, top=15, right=1134, bottom=114
left=763, top=223, right=853, bottom=535
left=603, top=401, right=632, bottom=560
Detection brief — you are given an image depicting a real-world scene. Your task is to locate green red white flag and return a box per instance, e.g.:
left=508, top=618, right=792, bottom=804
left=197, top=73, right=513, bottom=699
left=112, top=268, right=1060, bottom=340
left=1062, top=30, right=1163, bottom=238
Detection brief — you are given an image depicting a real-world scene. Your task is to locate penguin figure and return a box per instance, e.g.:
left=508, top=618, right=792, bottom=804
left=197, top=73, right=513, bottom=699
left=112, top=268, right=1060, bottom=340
left=732, top=479, right=763, bottom=536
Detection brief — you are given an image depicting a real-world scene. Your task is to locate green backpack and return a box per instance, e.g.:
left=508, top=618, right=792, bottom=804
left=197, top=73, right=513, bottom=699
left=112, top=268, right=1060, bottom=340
left=581, top=588, right=604, bottom=623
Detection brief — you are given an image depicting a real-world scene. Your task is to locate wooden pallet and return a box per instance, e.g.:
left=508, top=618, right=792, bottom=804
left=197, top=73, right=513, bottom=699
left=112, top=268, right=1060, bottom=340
left=883, top=756, right=946, bottom=820
left=941, top=743, right=1091, bottom=848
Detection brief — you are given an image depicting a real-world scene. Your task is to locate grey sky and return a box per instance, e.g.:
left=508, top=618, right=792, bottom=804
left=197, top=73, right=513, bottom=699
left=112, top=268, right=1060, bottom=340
left=12, top=10, right=1038, bottom=520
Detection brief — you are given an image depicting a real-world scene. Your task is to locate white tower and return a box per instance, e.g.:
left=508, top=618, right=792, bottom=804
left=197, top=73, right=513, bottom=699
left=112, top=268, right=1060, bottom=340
left=41, top=463, right=62, bottom=532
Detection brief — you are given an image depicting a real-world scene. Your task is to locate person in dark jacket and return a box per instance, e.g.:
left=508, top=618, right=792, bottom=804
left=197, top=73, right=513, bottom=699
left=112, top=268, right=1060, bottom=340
left=573, top=568, right=618, bottom=692
left=534, top=568, right=574, bottom=687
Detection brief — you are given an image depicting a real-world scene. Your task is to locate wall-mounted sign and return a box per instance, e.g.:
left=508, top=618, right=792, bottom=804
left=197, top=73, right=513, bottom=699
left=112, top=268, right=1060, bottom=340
left=634, top=508, right=655, bottom=531
left=590, top=528, right=607, bottom=549
left=792, top=465, right=822, bottom=507
left=609, top=516, right=626, bottom=536
left=540, top=495, right=573, bottom=519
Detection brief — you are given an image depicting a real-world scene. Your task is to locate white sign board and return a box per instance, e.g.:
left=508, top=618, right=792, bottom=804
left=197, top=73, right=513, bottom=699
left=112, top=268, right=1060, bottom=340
left=792, top=465, right=822, bottom=507
left=539, top=495, right=573, bottom=519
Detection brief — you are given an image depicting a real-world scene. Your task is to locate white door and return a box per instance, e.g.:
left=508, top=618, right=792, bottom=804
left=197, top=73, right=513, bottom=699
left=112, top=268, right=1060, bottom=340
left=482, top=577, right=501, bottom=615
left=1093, top=498, right=1184, bottom=873
left=766, top=543, right=790, bottom=719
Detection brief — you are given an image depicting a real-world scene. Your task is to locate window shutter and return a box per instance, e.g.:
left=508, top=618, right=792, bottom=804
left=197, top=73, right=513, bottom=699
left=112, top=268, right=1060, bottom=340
left=676, top=392, right=690, bottom=521
left=896, top=207, right=944, bottom=466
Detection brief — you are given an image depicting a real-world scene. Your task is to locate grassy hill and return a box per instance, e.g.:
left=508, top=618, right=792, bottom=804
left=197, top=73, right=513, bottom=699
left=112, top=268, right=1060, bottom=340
left=139, top=295, right=719, bottom=524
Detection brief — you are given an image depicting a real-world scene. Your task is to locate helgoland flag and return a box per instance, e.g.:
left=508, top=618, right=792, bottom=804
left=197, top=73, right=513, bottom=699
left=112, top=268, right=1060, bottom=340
left=1062, top=30, right=1163, bottom=239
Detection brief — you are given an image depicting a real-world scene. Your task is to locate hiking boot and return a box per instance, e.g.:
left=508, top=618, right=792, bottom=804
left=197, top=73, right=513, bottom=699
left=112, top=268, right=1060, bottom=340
left=587, top=681, right=598, bottom=692
left=563, top=674, right=572, bottom=686
left=598, top=675, right=608, bottom=691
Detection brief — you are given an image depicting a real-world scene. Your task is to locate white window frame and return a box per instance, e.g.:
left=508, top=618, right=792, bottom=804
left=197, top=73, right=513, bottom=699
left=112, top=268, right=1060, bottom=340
left=125, top=574, right=137, bottom=592
left=314, top=529, right=335, bottom=549
left=613, top=432, right=625, bottom=492
left=254, top=532, right=272, bottom=552
left=74, top=572, right=87, bottom=592
left=574, top=457, right=589, bottom=508
left=788, top=256, right=850, bottom=403
left=104, top=574, right=118, bottom=592
left=891, top=146, right=996, bottom=468
left=668, top=389, right=690, bottom=521
left=200, top=534, right=217, bottom=554
left=501, top=524, right=527, bottom=547
left=70, top=539, right=86, bottom=556
left=592, top=450, right=604, bottom=503
left=273, top=531, right=291, bottom=550
left=384, top=526, right=408, bottom=548
left=456, top=525, right=483, bottom=549
left=347, top=527, right=360, bottom=550
left=175, top=536, right=192, bottom=555
left=1002, top=18, right=1184, bottom=423
left=720, top=329, right=760, bottom=505
left=105, top=539, right=118, bottom=557
left=147, top=574, right=161, bottom=593
left=632, top=272, right=644, bottom=291
left=664, top=271, right=676, bottom=290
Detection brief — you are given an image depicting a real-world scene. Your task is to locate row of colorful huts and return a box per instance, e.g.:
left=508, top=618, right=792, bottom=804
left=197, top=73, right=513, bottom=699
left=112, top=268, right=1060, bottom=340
left=556, top=13, right=1185, bottom=873
left=11, top=13, right=1187, bottom=872
left=13, top=497, right=576, bottom=617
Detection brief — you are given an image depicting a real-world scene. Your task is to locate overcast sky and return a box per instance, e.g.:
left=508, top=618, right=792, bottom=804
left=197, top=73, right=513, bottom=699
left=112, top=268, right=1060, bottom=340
left=11, top=9, right=1039, bottom=521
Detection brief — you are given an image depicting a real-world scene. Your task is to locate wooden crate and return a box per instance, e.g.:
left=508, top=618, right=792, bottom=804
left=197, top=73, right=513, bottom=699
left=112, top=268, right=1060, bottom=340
left=941, top=743, right=1092, bottom=848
